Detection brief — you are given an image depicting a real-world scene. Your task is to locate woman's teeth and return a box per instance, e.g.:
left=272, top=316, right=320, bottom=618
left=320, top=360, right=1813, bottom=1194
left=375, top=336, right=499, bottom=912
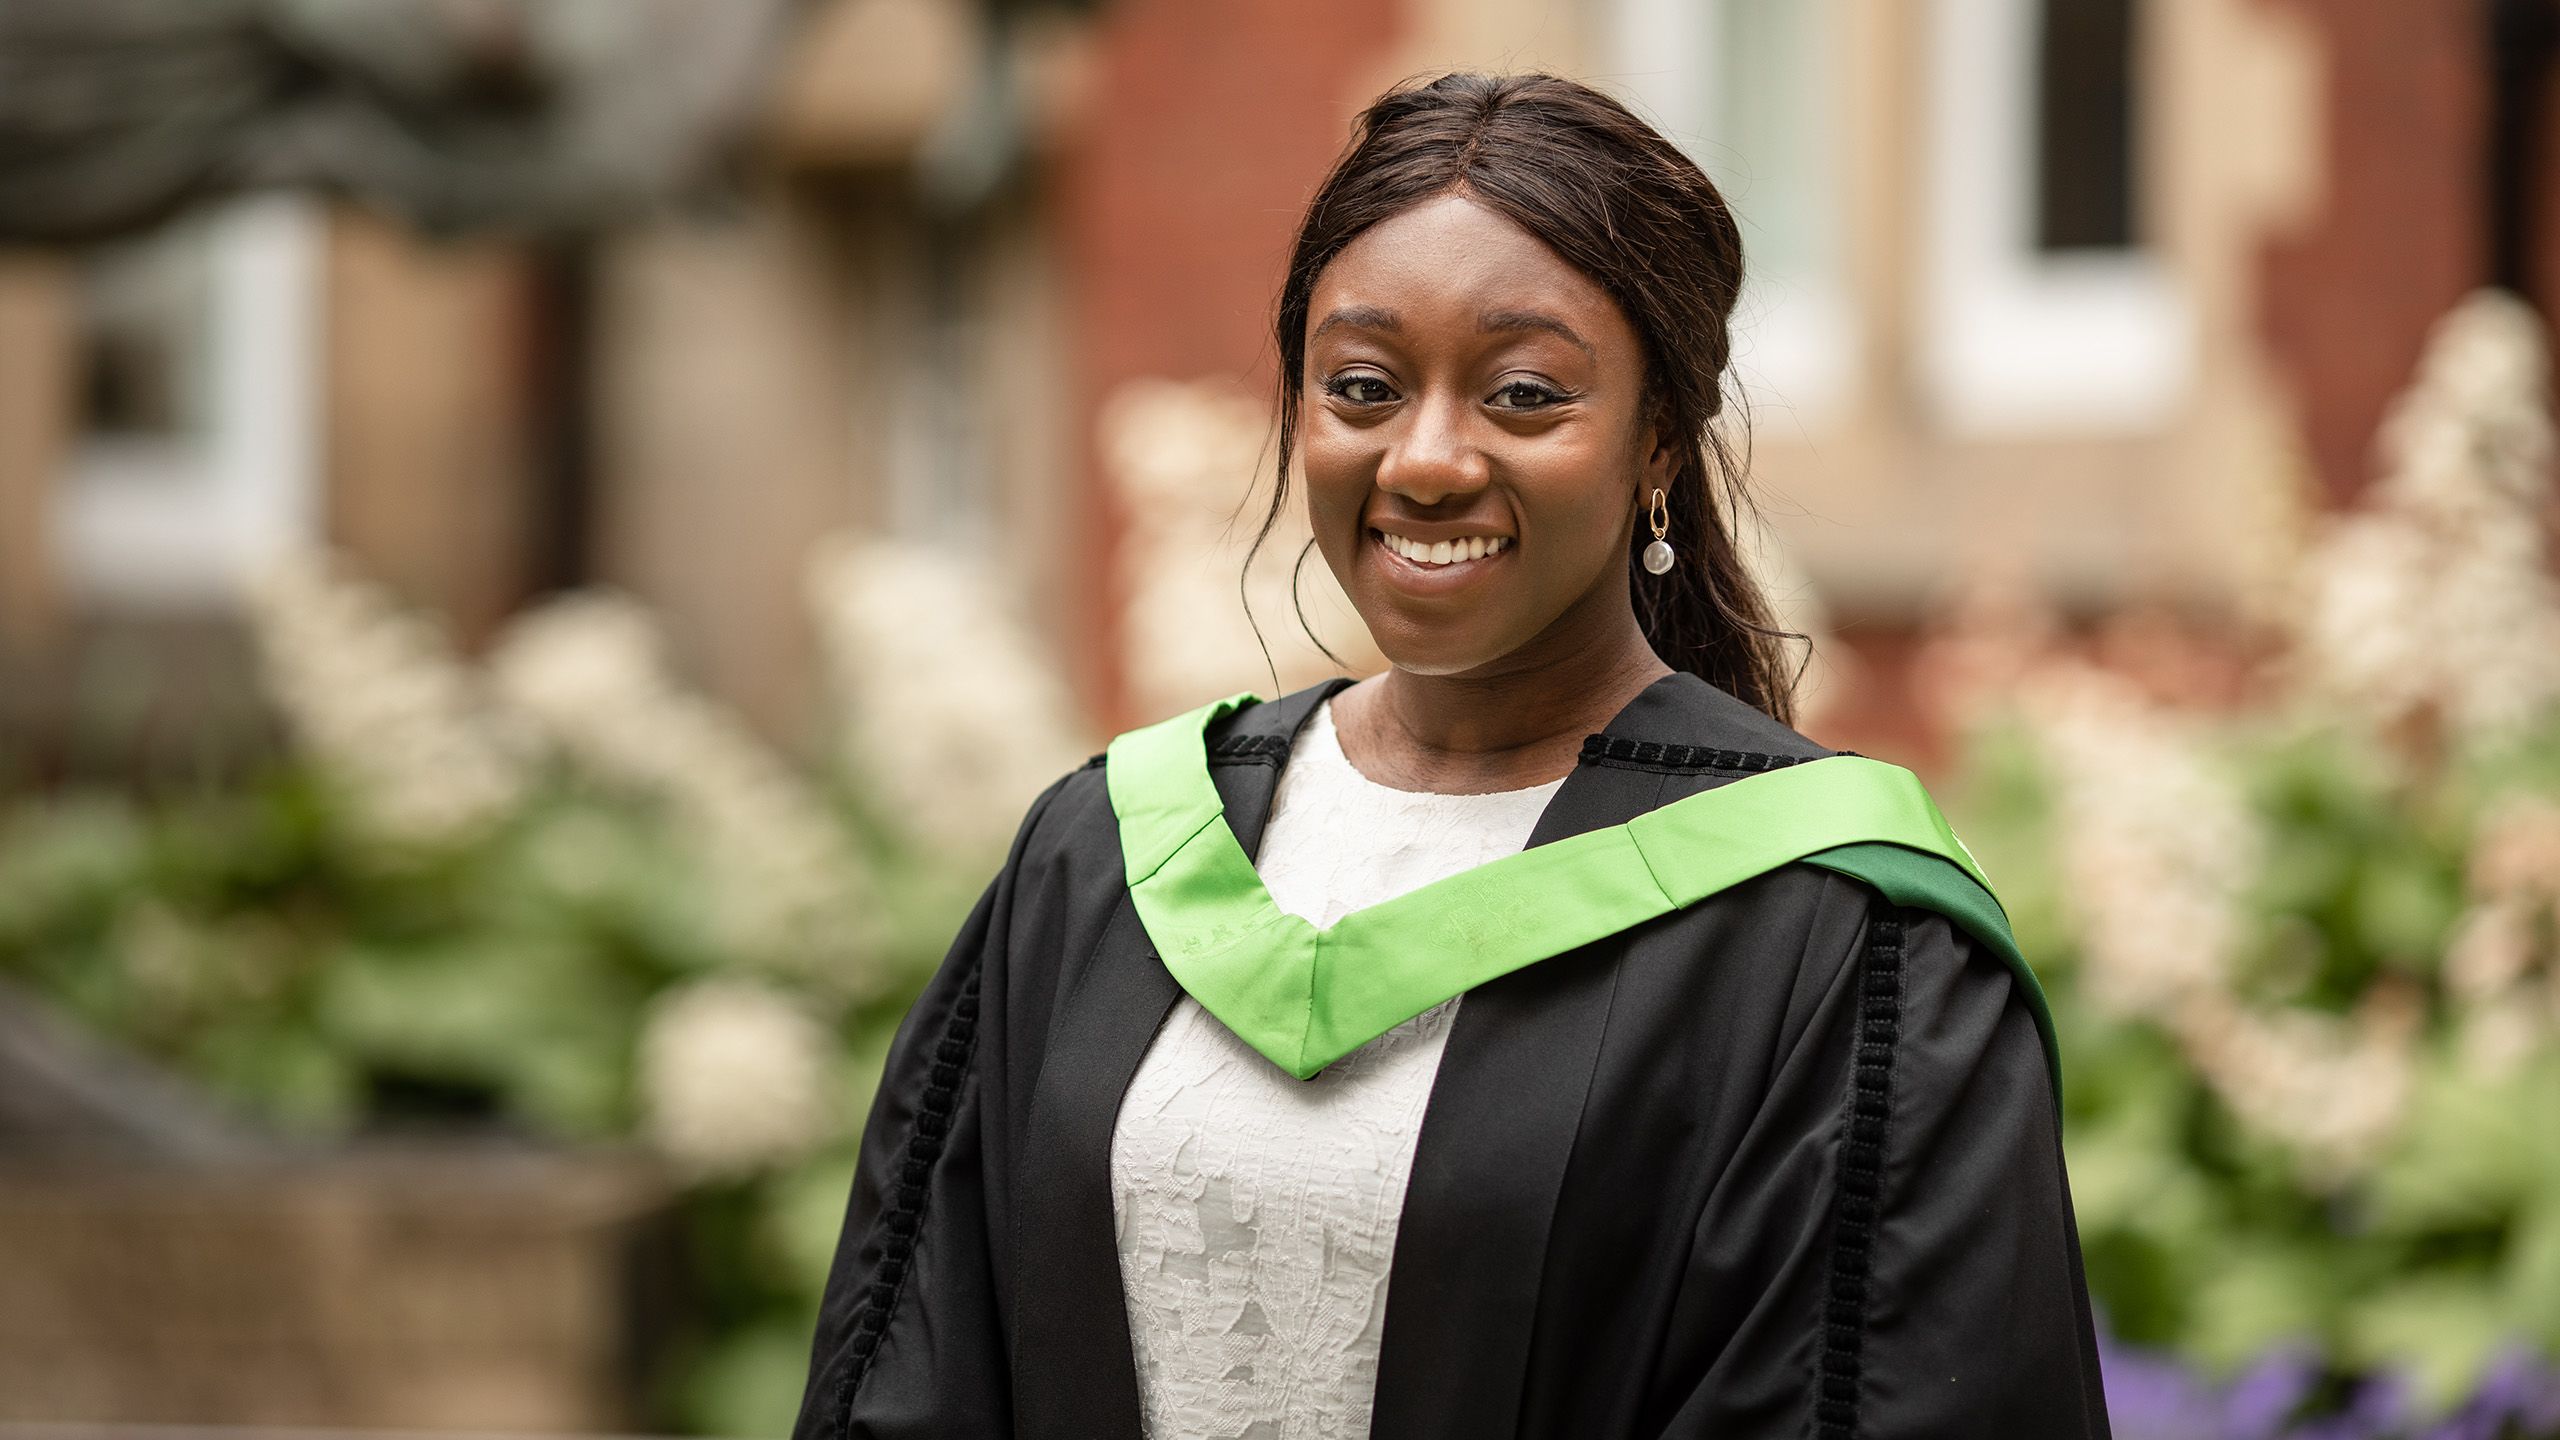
left=1376, top=530, right=1512, bottom=566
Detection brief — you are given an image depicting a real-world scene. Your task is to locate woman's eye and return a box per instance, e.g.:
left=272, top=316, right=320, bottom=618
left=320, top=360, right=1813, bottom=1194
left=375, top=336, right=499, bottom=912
left=1323, top=374, right=1395, bottom=405
left=1490, top=380, right=1565, bottom=410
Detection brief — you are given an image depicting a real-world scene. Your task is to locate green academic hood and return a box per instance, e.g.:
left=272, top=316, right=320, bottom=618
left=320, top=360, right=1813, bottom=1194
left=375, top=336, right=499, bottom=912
left=1105, top=692, right=2060, bottom=1099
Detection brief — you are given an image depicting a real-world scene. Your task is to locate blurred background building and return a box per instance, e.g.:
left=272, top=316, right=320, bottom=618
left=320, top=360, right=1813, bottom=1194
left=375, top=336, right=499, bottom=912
left=6, top=1, right=2560, bottom=1436
left=5, top=0, right=2548, bottom=769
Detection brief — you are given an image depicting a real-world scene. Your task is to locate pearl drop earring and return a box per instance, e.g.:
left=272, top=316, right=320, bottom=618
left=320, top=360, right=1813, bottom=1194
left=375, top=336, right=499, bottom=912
left=1642, top=488, right=1675, bottom=575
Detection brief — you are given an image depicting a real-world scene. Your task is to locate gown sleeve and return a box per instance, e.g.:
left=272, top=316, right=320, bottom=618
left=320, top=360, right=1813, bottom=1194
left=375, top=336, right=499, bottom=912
left=789, top=770, right=1080, bottom=1440
left=1652, top=891, right=2114, bottom=1440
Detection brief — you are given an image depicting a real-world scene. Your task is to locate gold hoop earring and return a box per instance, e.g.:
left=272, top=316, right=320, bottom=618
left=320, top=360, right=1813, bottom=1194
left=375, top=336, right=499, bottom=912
left=1641, top=488, right=1675, bottom=575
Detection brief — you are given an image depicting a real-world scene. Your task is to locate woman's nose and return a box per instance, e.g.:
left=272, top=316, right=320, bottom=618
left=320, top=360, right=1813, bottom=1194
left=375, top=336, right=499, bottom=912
left=1375, top=390, right=1490, bottom=505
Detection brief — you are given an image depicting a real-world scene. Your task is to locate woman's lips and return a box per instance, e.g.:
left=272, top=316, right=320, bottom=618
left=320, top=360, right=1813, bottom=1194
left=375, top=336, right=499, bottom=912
left=1368, top=526, right=1512, bottom=596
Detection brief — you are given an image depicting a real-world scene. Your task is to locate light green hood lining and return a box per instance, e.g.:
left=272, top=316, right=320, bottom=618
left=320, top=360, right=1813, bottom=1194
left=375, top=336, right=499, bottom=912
left=1105, top=692, right=2059, bottom=1098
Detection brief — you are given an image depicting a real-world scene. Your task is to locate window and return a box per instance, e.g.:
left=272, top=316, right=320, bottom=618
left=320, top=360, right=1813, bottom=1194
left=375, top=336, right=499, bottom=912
left=2035, top=0, right=2139, bottom=253
left=880, top=217, right=997, bottom=549
left=56, top=194, right=324, bottom=607
left=1921, top=0, right=2190, bottom=434
left=1605, top=0, right=1858, bottom=419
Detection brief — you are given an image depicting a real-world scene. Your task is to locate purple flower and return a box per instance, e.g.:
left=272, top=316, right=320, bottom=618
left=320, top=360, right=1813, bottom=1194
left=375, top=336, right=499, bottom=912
left=2105, top=1345, right=2224, bottom=1440
left=2420, top=1348, right=2560, bottom=1440
left=2223, top=1344, right=2324, bottom=1440
left=2288, top=1371, right=2413, bottom=1440
left=2094, top=1312, right=2560, bottom=1440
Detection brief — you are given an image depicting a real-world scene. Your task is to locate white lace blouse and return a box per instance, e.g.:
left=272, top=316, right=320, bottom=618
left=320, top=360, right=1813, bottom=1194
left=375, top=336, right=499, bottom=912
left=1108, top=693, right=1568, bottom=1440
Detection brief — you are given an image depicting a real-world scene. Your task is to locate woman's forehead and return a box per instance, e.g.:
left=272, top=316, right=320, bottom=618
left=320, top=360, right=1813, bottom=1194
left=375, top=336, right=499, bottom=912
left=1309, top=196, right=1631, bottom=353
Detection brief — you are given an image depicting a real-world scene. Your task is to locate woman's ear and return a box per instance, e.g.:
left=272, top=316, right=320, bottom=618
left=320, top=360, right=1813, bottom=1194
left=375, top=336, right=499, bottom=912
left=1639, top=399, right=1680, bottom=496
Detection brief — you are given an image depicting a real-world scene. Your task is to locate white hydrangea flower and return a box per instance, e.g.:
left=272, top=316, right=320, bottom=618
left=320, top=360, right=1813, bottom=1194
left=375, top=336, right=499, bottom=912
left=2177, top=987, right=2418, bottom=1184
left=241, top=548, right=530, bottom=849
left=1974, top=288, right=2557, bottom=1181
left=2446, top=899, right=2537, bottom=1000
left=2290, top=289, right=2560, bottom=745
left=2289, top=516, right=2438, bottom=733
left=488, top=591, right=876, bottom=988
left=2469, top=795, right=2560, bottom=901
left=1101, top=377, right=1385, bottom=719
left=638, top=977, right=835, bottom=1178
left=2015, top=661, right=2417, bottom=1178
left=2445, top=796, right=2560, bottom=1076
left=804, top=534, right=1093, bottom=857
left=2018, top=664, right=2263, bottom=1019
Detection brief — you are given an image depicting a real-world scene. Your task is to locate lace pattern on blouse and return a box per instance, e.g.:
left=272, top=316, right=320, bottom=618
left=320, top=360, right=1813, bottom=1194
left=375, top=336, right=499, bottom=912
left=1109, top=695, right=1566, bottom=1440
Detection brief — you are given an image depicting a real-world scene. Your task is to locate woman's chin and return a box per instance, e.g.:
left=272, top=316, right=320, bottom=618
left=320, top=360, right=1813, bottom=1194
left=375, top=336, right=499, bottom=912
left=1362, top=626, right=1514, bottom=680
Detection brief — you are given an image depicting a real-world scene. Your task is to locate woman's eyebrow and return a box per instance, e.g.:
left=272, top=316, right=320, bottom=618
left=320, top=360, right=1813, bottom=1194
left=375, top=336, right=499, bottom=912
left=1312, top=305, right=1401, bottom=342
left=1478, top=309, right=1594, bottom=357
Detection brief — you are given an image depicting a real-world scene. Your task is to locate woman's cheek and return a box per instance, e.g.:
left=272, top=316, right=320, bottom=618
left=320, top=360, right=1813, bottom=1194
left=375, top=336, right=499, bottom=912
left=1298, top=434, right=1372, bottom=535
left=1299, top=417, right=1365, bottom=481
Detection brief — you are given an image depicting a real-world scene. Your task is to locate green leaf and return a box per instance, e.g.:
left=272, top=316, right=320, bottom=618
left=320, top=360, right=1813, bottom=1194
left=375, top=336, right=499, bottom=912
left=669, top=1320, right=818, bottom=1439
left=0, top=796, right=152, bottom=942
left=2068, top=1110, right=2208, bottom=1237
left=2368, top=1054, right=2539, bottom=1233
left=313, top=936, right=644, bottom=1136
left=2342, top=1270, right=2507, bottom=1414
left=763, top=1144, right=862, bottom=1300
left=2350, top=853, right=2461, bottom=971
left=2185, top=1240, right=2335, bottom=1374
left=190, top=1022, right=360, bottom=1133
left=2500, top=1191, right=2560, bottom=1346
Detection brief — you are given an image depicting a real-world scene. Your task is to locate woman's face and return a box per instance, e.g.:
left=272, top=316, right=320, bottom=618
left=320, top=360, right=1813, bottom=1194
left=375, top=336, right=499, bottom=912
left=1301, top=190, right=1669, bottom=678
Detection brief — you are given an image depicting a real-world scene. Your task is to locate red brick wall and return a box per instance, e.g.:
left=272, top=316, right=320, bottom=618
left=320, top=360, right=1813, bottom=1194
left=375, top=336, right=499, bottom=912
left=1055, top=0, right=1407, bottom=731
left=2255, top=0, right=2560, bottom=503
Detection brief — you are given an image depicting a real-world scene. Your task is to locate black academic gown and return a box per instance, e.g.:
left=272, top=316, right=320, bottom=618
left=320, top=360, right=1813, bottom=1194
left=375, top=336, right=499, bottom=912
left=791, top=672, right=2113, bottom=1440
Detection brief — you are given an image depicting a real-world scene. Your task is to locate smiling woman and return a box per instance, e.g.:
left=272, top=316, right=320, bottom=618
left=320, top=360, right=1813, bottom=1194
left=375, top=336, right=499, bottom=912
left=793, top=72, right=2111, bottom=1440
left=1297, top=194, right=1661, bottom=704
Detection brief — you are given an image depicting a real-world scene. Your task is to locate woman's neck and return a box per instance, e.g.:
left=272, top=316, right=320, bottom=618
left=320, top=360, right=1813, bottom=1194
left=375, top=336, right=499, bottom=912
left=1328, top=639, right=1672, bottom=795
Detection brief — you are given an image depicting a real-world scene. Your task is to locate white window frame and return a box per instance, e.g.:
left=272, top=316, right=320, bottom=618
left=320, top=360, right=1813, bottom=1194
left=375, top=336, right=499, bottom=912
left=56, top=193, right=325, bottom=608
left=1603, top=0, right=1861, bottom=422
left=874, top=212, right=1001, bottom=554
left=1921, top=0, right=2193, bottom=435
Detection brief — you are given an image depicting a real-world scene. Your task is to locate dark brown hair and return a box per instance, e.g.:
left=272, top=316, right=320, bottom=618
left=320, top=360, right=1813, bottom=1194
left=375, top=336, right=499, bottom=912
left=1249, top=70, right=1803, bottom=724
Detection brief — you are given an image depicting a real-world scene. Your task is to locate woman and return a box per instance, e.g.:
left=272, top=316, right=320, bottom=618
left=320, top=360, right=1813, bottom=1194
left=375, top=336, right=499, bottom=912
left=793, top=72, right=2111, bottom=1440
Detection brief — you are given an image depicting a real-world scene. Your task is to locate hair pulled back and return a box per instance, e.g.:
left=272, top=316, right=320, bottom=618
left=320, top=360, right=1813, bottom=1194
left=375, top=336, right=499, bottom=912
left=1253, top=70, right=1801, bottom=723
